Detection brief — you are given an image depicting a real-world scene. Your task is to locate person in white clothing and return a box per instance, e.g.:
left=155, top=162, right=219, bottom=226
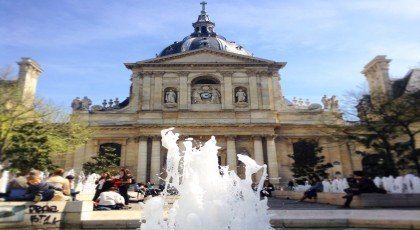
left=96, top=187, right=125, bottom=210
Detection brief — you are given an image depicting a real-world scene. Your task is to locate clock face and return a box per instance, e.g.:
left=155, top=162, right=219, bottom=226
left=200, top=92, right=212, bottom=99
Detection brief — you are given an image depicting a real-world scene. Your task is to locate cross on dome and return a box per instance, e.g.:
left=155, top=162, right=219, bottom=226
left=200, top=1, right=207, bottom=15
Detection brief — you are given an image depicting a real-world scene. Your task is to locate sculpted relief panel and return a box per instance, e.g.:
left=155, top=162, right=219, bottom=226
left=192, top=85, right=221, bottom=104
left=191, top=76, right=221, bottom=105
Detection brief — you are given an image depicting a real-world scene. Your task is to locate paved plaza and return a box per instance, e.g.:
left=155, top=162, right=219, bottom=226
left=75, top=193, right=420, bottom=229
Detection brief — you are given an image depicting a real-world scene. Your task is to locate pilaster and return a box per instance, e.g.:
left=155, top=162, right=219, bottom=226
left=153, top=72, right=164, bottom=110
left=179, top=72, right=189, bottom=110
left=141, top=72, right=152, bottom=110
left=222, top=72, right=234, bottom=110
left=247, top=70, right=259, bottom=110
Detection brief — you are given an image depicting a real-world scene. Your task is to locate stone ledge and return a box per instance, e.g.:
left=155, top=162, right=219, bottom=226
left=0, top=201, right=93, bottom=229
left=269, top=210, right=420, bottom=229
left=272, top=190, right=420, bottom=208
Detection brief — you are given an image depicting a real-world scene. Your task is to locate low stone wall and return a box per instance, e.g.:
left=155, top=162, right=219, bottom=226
left=273, top=190, right=420, bottom=208
left=0, top=201, right=93, bottom=229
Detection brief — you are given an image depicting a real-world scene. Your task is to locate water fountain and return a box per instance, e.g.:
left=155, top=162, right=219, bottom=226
left=298, top=175, right=420, bottom=194
left=74, top=171, right=100, bottom=194
left=374, top=174, right=420, bottom=193
left=0, top=168, right=9, bottom=194
left=140, top=128, right=273, bottom=230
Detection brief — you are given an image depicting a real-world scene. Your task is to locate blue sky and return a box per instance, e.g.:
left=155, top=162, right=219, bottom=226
left=1, top=0, right=420, bottom=112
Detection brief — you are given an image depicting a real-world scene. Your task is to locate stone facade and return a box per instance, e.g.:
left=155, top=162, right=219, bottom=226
left=67, top=47, right=355, bottom=185
left=66, top=5, right=357, bottom=186
left=0, top=58, right=42, bottom=108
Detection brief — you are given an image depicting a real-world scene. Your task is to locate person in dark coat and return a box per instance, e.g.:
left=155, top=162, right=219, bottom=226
left=25, top=170, right=62, bottom=202
left=342, top=171, right=386, bottom=208
left=118, top=168, right=132, bottom=205
left=92, top=172, right=113, bottom=201
left=260, top=180, right=275, bottom=197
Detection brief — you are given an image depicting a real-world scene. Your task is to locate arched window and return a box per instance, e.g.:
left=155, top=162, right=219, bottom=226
left=191, top=76, right=220, bottom=85
left=99, top=143, right=121, bottom=166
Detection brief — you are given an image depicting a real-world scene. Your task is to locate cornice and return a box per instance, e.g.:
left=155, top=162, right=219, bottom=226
left=125, top=48, right=287, bottom=69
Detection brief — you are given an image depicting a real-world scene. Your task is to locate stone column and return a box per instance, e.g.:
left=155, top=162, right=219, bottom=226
left=150, top=136, right=161, bottom=183
left=137, top=137, right=148, bottom=182
left=223, top=72, right=234, bottom=109
left=73, top=144, right=86, bottom=172
left=339, top=140, right=353, bottom=177
left=226, top=136, right=237, bottom=172
left=319, top=137, right=334, bottom=176
left=275, top=137, right=291, bottom=185
left=266, top=135, right=280, bottom=185
left=179, top=72, right=189, bottom=110
left=253, top=136, right=265, bottom=180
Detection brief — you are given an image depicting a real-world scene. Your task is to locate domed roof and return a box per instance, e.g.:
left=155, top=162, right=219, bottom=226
left=159, top=2, right=252, bottom=57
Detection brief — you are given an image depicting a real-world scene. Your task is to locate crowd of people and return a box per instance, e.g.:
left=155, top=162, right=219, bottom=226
left=4, top=167, right=387, bottom=209
left=3, top=167, right=166, bottom=211
left=5, top=168, right=73, bottom=202
left=92, top=168, right=166, bottom=210
left=288, top=170, right=387, bottom=208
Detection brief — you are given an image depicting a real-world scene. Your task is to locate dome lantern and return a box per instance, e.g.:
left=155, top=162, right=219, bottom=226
left=158, top=2, right=252, bottom=57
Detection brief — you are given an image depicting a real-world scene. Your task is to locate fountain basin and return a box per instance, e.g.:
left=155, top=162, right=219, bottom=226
left=1, top=199, right=419, bottom=229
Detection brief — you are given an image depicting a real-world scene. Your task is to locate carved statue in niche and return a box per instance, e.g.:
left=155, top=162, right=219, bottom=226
left=165, top=89, right=177, bottom=103
left=235, top=88, right=247, bottom=103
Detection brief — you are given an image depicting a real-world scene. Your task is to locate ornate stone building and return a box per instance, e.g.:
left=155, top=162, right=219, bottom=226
left=67, top=4, right=355, bottom=185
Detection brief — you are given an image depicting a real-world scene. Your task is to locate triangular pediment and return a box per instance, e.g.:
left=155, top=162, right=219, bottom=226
left=136, top=48, right=278, bottom=64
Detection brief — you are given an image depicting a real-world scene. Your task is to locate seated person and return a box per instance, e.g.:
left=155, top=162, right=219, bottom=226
left=6, top=172, right=29, bottom=201
left=287, top=180, right=295, bottom=191
left=299, top=177, right=323, bottom=202
left=47, top=168, right=70, bottom=193
left=26, top=170, right=63, bottom=202
left=96, top=186, right=125, bottom=210
left=146, top=182, right=159, bottom=197
left=260, top=180, right=275, bottom=197
left=342, top=171, right=386, bottom=208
